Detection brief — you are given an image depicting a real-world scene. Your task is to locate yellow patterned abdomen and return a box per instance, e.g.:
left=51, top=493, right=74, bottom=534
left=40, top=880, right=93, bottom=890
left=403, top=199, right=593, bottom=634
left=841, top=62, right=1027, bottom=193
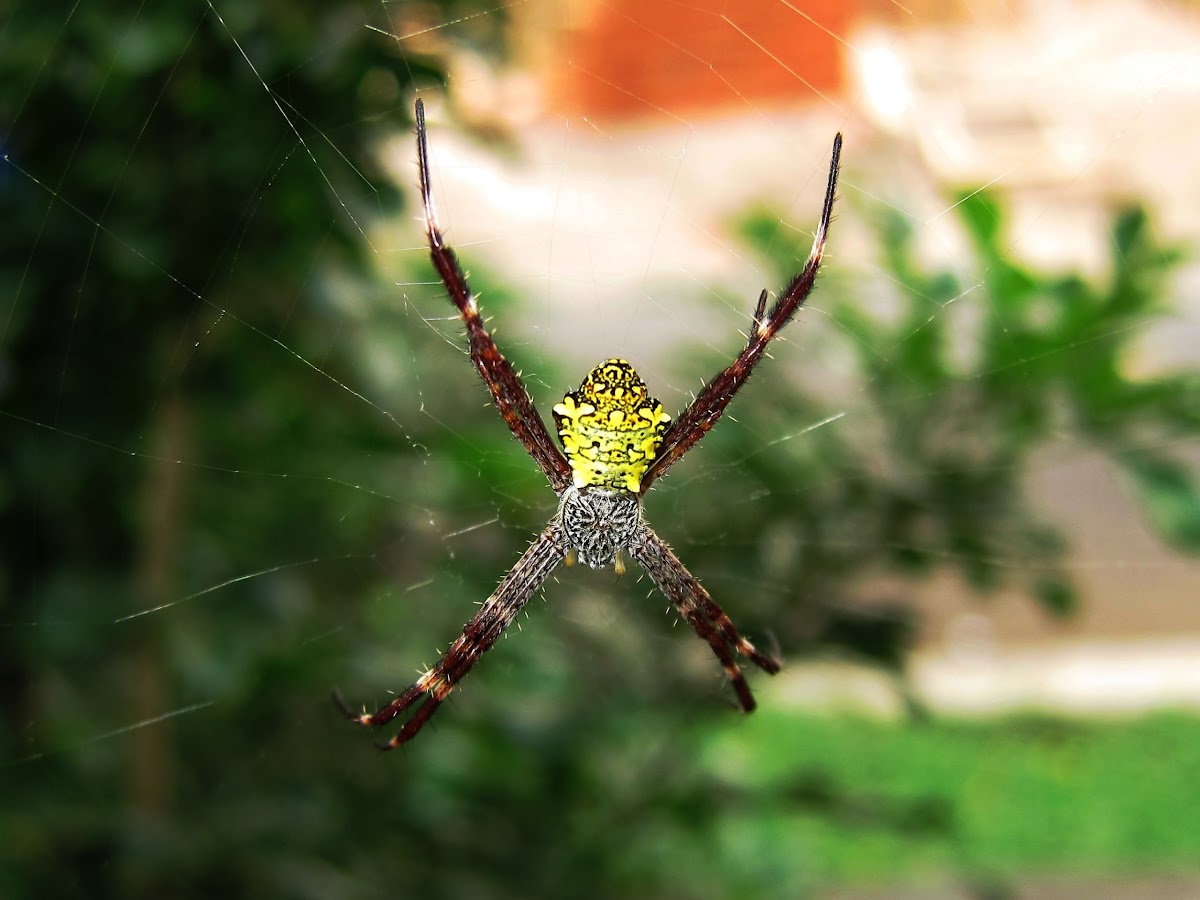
left=552, top=359, right=670, bottom=492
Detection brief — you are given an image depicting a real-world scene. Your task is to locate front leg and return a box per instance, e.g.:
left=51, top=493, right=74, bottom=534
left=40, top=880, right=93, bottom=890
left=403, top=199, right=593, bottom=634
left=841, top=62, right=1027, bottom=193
left=640, top=132, right=842, bottom=491
left=415, top=99, right=573, bottom=492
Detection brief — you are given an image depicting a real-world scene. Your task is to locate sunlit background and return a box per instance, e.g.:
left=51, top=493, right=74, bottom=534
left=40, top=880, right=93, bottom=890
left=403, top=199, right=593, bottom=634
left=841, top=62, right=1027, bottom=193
left=3, top=0, right=1200, bottom=897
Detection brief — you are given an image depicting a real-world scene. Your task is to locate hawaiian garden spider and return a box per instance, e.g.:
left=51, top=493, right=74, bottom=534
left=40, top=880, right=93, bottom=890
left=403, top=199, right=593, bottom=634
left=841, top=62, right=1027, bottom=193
left=335, top=98, right=842, bottom=748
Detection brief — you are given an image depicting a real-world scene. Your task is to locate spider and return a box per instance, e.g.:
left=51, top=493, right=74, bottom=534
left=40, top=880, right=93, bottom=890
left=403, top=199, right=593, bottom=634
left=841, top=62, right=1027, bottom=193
left=335, top=98, right=842, bottom=748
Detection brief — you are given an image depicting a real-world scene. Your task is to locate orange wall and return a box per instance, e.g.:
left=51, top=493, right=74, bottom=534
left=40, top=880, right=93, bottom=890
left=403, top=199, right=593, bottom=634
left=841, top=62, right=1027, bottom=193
left=547, top=0, right=852, bottom=123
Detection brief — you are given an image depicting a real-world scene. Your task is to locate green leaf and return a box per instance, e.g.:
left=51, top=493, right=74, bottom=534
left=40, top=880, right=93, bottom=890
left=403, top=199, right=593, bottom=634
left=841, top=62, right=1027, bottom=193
left=956, top=189, right=1004, bottom=249
left=1035, top=577, right=1077, bottom=617
left=1120, top=454, right=1200, bottom=551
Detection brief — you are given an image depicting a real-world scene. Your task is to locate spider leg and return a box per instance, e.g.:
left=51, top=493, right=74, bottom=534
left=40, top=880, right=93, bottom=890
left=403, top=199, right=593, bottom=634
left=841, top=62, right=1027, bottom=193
left=640, top=133, right=842, bottom=491
left=415, top=99, right=572, bottom=492
left=334, top=521, right=567, bottom=748
left=629, top=525, right=780, bottom=712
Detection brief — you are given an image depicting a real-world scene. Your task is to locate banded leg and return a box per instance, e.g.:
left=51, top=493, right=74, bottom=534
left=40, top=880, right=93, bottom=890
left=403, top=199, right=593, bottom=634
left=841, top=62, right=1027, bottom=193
left=415, top=99, right=573, bottom=492
left=641, top=132, right=842, bottom=491
left=335, top=523, right=567, bottom=748
left=629, top=525, right=780, bottom=711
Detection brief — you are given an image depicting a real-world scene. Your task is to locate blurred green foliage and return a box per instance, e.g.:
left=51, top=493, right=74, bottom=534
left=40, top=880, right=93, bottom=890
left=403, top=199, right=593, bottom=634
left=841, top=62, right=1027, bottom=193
left=3, top=3, right=1199, bottom=899
left=729, top=191, right=1197, bottom=634
left=686, top=711, right=1200, bottom=895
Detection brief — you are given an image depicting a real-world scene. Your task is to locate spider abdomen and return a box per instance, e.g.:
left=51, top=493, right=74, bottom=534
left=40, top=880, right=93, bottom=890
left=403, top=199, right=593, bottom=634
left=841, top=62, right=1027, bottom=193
left=552, top=359, right=671, bottom=493
left=557, top=485, right=643, bottom=570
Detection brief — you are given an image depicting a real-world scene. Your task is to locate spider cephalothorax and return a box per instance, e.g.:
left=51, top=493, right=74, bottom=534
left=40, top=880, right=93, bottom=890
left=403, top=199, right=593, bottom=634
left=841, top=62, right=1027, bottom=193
left=335, top=99, right=842, bottom=748
left=557, top=483, right=641, bottom=571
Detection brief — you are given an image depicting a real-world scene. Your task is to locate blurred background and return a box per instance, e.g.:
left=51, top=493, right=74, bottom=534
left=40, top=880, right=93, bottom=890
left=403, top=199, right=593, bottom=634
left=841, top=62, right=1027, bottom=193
left=3, top=0, right=1200, bottom=897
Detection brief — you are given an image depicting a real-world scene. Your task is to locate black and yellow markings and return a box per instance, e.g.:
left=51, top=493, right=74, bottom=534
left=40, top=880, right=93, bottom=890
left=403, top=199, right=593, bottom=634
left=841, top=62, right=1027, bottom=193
left=553, top=359, right=671, bottom=492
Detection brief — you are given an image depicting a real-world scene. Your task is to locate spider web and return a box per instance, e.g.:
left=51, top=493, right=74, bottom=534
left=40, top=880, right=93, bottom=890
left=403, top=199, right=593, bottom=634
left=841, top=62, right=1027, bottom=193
left=3, top=0, right=1200, bottom=894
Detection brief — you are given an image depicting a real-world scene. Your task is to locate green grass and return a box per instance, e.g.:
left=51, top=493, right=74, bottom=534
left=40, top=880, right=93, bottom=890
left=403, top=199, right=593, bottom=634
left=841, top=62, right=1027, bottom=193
left=627, top=711, right=1200, bottom=896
